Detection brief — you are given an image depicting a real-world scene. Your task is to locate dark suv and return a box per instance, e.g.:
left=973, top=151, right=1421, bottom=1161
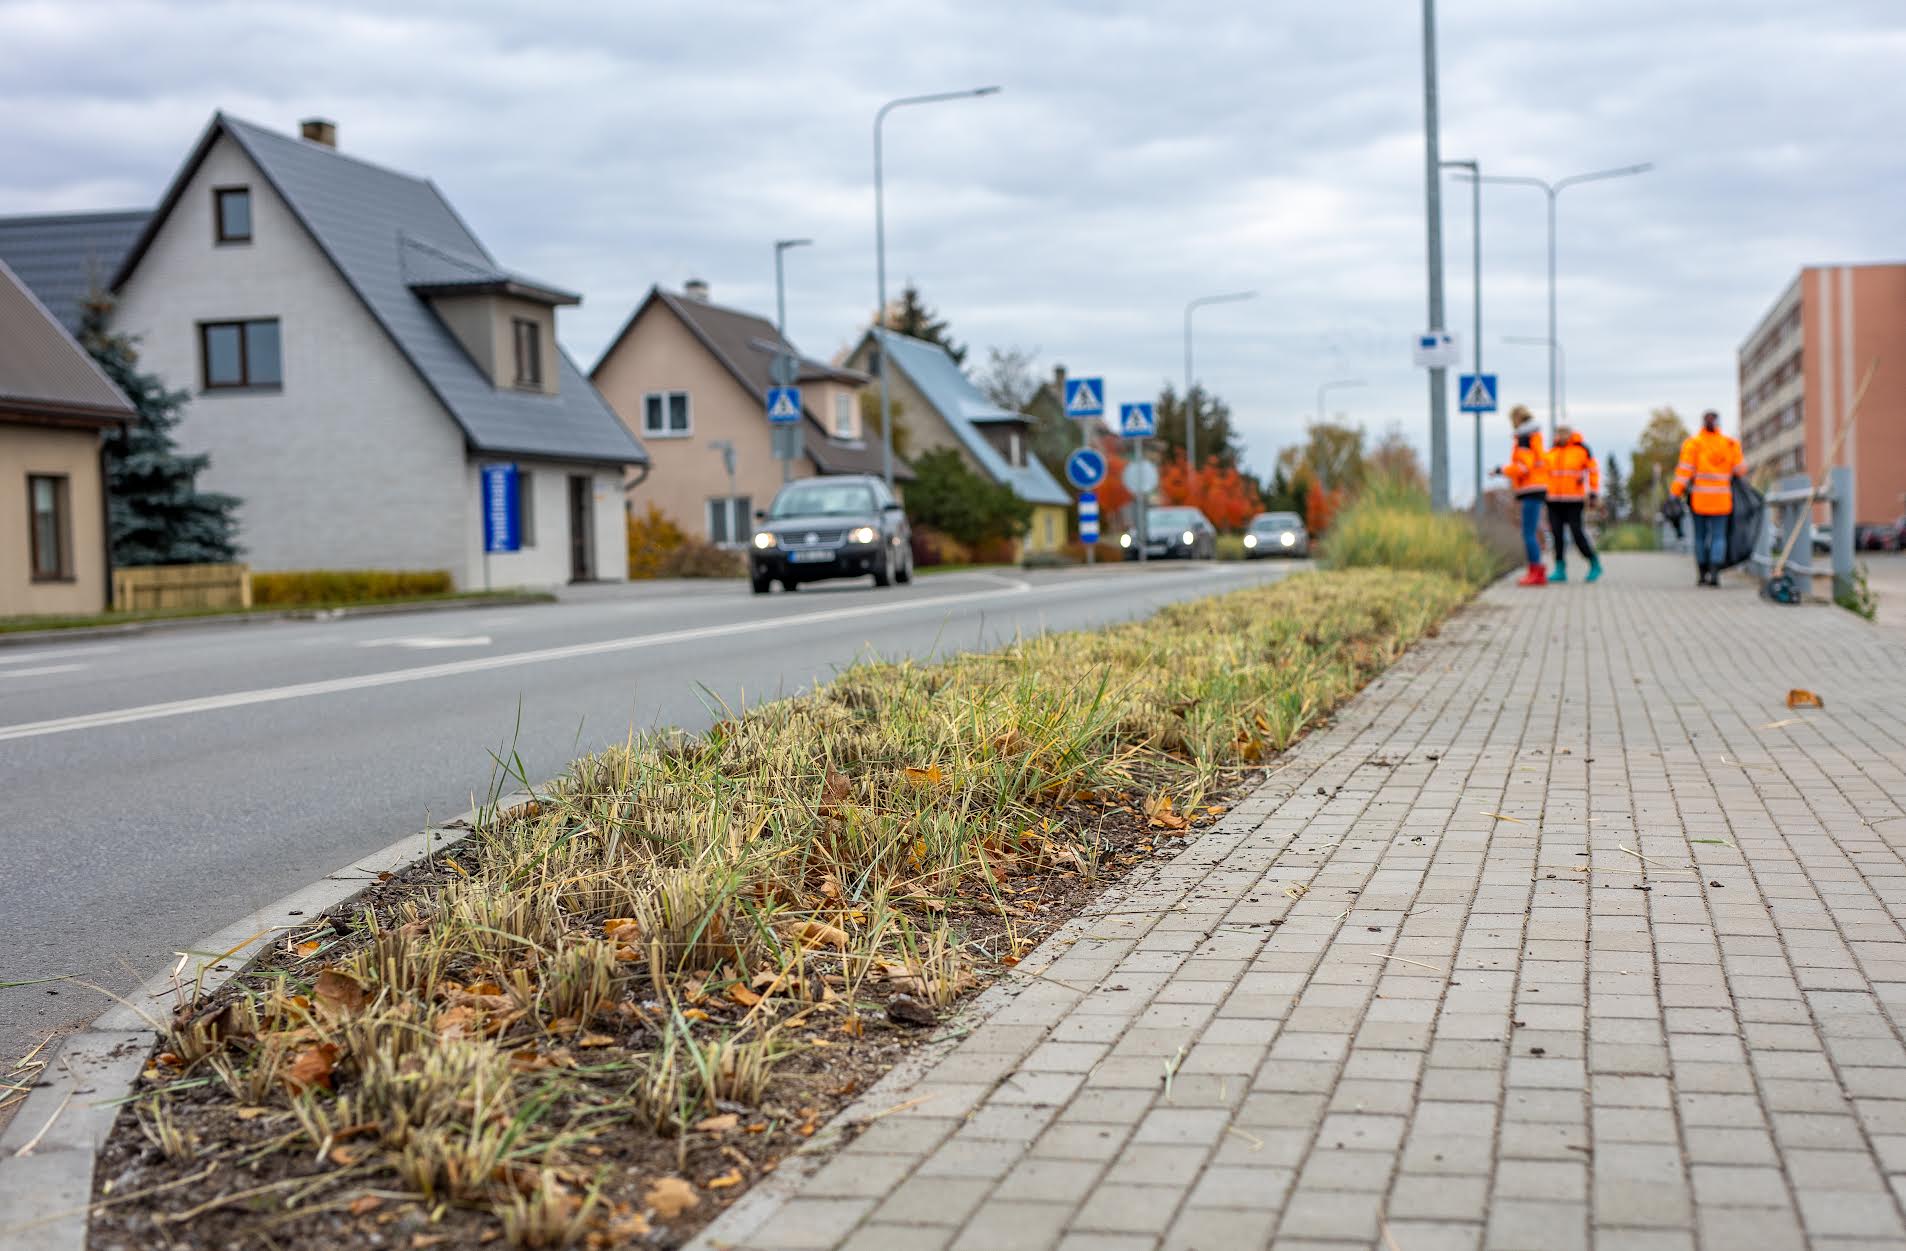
left=748, top=475, right=913, bottom=593
left=1119, top=506, right=1217, bottom=560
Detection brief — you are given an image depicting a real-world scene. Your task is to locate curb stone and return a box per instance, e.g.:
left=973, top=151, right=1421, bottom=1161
left=0, top=594, right=552, bottom=650
left=0, top=791, right=535, bottom=1251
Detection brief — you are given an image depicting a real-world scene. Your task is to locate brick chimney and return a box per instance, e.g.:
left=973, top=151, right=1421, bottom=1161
left=299, top=118, right=337, bottom=148
left=683, top=278, right=710, bottom=302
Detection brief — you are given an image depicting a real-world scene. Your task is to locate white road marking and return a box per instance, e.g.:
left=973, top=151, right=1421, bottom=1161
left=0, top=645, right=118, bottom=667
left=0, top=663, right=87, bottom=679
left=356, top=635, right=494, bottom=650
left=0, top=582, right=1036, bottom=743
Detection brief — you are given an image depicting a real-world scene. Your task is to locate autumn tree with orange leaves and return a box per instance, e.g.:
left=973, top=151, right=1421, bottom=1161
left=1157, top=454, right=1261, bottom=531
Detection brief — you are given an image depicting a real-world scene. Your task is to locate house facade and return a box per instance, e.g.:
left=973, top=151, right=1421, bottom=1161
left=0, top=258, right=132, bottom=616
left=100, top=113, right=644, bottom=587
left=843, top=329, right=1071, bottom=555
left=591, top=283, right=890, bottom=543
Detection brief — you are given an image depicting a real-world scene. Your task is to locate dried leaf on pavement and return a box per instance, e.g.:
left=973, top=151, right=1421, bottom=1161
left=644, top=1175, right=700, bottom=1219
left=283, top=1042, right=339, bottom=1093
left=1786, top=688, right=1824, bottom=708
left=314, top=968, right=367, bottom=1018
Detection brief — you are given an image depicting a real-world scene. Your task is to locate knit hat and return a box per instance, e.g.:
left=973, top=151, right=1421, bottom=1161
left=1514, top=417, right=1541, bottom=436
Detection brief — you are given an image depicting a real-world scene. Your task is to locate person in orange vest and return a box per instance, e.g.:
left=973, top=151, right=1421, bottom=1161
left=1490, top=405, right=1549, bottom=587
left=1670, top=409, right=1746, bottom=586
left=1544, top=423, right=1603, bottom=583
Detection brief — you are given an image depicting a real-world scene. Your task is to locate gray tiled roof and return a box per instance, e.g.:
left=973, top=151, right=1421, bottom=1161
left=0, top=209, right=149, bottom=336
left=114, top=114, right=643, bottom=467
left=866, top=330, right=1070, bottom=507
left=0, top=257, right=134, bottom=424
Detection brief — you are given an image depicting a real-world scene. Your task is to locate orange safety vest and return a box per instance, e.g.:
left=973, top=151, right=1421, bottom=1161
left=1670, top=430, right=1743, bottom=516
left=1546, top=436, right=1600, bottom=503
left=1503, top=433, right=1548, bottom=496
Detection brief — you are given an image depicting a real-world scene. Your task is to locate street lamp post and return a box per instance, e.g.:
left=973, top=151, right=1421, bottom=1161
left=1503, top=335, right=1567, bottom=425
left=1440, top=158, right=1481, bottom=511
left=1316, top=378, right=1367, bottom=424
left=1420, top=0, right=1450, bottom=512
left=1183, top=291, right=1255, bottom=471
left=1452, top=162, right=1652, bottom=440
left=873, top=86, right=1002, bottom=487
left=773, top=237, right=812, bottom=484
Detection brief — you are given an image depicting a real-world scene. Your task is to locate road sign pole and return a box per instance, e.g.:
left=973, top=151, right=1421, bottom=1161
left=1135, top=436, right=1148, bottom=564
left=1421, top=0, right=1450, bottom=512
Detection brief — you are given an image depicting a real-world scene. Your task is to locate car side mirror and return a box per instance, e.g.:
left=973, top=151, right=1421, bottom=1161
left=883, top=502, right=904, bottom=513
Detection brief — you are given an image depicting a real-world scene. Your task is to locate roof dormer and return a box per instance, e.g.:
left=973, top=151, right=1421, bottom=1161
left=401, top=234, right=576, bottom=395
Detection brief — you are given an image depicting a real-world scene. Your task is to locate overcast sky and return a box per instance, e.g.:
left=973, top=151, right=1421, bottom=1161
left=3, top=0, right=1901, bottom=497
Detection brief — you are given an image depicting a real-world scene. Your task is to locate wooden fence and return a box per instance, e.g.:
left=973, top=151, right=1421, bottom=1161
left=112, top=563, right=252, bottom=611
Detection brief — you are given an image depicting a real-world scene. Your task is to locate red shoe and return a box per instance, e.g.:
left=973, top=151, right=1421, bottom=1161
left=1517, top=563, right=1547, bottom=587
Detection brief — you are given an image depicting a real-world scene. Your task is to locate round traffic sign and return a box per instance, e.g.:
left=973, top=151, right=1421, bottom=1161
left=1123, top=459, right=1158, bottom=495
left=1064, top=447, right=1107, bottom=491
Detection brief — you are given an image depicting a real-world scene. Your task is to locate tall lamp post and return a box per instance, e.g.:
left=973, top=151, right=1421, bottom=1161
left=1316, top=378, right=1367, bottom=424
left=1420, top=0, right=1450, bottom=512
left=1503, top=335, right=1567, bottom=425
left=1183, top=291, right=1255, bottom=470
left=773, top=238, right=812, bottom=483
left=1440, top=158, right=1482, bottom=511
left=873, top=86, right=1002, bottom=486
left=1451, top=162, right=1652, bottom=440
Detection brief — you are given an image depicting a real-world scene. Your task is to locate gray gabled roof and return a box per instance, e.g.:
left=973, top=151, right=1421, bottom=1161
left=112, top=113, right=644, bottom=467
left=859, top=329, right=1070, bottom=506
left=0, top=209, right=150, bottom=336
left=0, top=257, right=134, bottom=426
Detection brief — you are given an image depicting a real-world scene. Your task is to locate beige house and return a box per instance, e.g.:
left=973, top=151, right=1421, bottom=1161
left=0, top=258, right=132, bottom=616
left=843, top=329, right=1072, bottom=555
left=591, top=283, right=894, bottom=543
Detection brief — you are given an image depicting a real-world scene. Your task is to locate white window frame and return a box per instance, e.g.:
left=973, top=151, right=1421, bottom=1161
left=706, top=495, right=751, bottom=547
left=642, top=390, right=692, bottom=438
left=832, top=392, right=855, bottom=439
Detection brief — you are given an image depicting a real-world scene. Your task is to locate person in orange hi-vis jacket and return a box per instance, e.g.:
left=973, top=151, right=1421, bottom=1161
left=1544, top=423, right=1603, bottom=584
left=1669, top=409, right=1746, bottom=587
left=1490, top=405, right=1549, bottom=587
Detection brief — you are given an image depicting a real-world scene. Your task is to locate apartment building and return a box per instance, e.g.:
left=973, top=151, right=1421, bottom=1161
left=1739, top=263, right=1906, bottom=524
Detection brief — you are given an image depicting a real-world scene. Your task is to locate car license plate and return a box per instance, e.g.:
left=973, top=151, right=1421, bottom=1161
left=790, top=550, right=834, bottom=563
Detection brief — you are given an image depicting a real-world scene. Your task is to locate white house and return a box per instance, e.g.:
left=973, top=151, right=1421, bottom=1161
left=104, top=113, right=644, bottom=588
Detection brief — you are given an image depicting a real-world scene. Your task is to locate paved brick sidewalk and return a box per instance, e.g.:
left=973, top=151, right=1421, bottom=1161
left=698, top=554, right=1906, bottom=1251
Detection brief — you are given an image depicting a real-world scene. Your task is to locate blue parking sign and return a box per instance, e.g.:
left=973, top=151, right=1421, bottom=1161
left=481, top=463, right=519, bottom=553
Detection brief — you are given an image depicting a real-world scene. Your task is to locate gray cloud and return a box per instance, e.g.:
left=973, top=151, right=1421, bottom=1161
left=3, top=0, right=1900, bottom=496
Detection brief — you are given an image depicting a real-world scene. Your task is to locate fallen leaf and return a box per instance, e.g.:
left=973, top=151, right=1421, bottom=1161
left=349, top=1195, right=383, bottom=1216
left=695, top=1113, right=739, bottom=1133
left=602, top=917, right=642, bottom=942
left=434, top=1003, right=482, bottom=1040
left=284, top=1042, right=339, bottom=1093
left=727, top=982, right=762, bottom=1008
left=644, top=1176, right=701, bottom=1220
left=887, top=995, right=937, bottom=1028
left=681, top=1007, right=711, bottom=1022
left=314, top=969, right=368, bottom=1018
left=789, top=920, right=850, bottom=951
left=1786, top=688, right=1823, bottom=709
left=410, top=1234, right=450, bottom=1249
left=819, top=875, right=842, bottom=900
left=821, top=771, right=852, bottom=807
left=576, top=1032, right=617, bottom=1048
left=329, top=1143, right=369, bottom=1166
left=705, top=1169, right=744, bottom=1190
left=839, top=1015, right=864, bottom=1038
left=235, top=1106, right=272, bottom=1120
left=294, top=939, right=322, bottom=957
left=1284, top=883, right=1309, bottom=899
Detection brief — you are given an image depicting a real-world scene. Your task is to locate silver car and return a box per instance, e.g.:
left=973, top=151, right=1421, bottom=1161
left=1243, top=511, right=1309, bottom=558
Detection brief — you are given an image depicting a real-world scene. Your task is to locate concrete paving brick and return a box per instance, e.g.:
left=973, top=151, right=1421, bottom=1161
left=692, top=559, right=1906, bottom=1251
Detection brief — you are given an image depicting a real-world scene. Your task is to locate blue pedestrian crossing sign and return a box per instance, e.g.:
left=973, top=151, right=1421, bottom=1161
left=1063, top=377, right=1104, bottom=419
left=1064, top=447, right=1108, bottom=491
left=1118, top=402, right=1156, bottom=438
left=1457, top=373, right=1498, bottom=414
left=766, top=385, right=802, bottom=424
left=1078, top=491, right=1100, bottom=544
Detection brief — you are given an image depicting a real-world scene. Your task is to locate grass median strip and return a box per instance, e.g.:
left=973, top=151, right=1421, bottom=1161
left=89, top=568, right=1471, bottom=1249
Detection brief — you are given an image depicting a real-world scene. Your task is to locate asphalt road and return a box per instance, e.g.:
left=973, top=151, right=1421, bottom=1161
left=0, top=560, right=1300, bottom=1075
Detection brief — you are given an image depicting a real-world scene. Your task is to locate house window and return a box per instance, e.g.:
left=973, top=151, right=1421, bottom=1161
left=643, top=391, right=691, bottom=437
left=512, top=318, right=542, bottom=388
left=706, top=496, right=752, bottom=545
left=517, top=470, right=537, bottom=548
left=1009, top=432, right=1024, bottom=468
left=200, top=318, right=282, bottom=389
left=214, top=187, right=251, bottom=244
left=27, top=474, right=72, bottom=581
left=832, top=392, right=855, bottom=439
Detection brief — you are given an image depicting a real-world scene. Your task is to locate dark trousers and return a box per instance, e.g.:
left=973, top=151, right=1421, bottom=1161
left=1546, top=500, right=1596, bottom=564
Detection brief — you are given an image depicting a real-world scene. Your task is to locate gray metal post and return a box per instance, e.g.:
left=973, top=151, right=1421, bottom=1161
left=1421, top=0, right=1450, bottom=512
left=1546, top=188, right=1558, bottom=442
left=1135, top=436, right=1148, bottom=563
left=1830, top=465, right=1855, bottom=599
left=1182, top=292, right=1255, bottom=473
left=1441, top=158, right=1482, bottom=511
left=872, top=87, right=1001, bottom=488
left=773, top=237, right=811, bottom=484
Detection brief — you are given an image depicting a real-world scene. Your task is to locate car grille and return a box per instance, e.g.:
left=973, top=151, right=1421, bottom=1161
left=780, top=528, right=847, bottom=549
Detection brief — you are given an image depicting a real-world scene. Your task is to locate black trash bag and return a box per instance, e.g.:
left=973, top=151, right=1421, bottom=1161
left=1722, top=478, right=1765, bottom=571
left=1658, top=492, right=1685, bottom=538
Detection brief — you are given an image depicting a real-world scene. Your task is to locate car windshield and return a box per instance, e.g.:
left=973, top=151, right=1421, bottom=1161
left=769, top=483, right=877, bottom=518
left=1147, top=508, right=1202, bottom=530
left=1253, top=513, right=1303, bottom=531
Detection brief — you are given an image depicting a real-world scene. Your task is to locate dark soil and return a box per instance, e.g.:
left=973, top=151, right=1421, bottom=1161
left=88, top=764, right=1277, bottom=1251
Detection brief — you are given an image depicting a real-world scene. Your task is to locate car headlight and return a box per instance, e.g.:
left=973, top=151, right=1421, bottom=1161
left=1119, top=533, right=1132, bottom=548
left=752, top=531, right=776, bottom=550
left=1279, top=532, right=1296, bottom=547
left=1243, top=534, right=1257, bottom=548
left=848, top=525, right=877, bottom=545
left=1182, top=531, right=1195, bottom=545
